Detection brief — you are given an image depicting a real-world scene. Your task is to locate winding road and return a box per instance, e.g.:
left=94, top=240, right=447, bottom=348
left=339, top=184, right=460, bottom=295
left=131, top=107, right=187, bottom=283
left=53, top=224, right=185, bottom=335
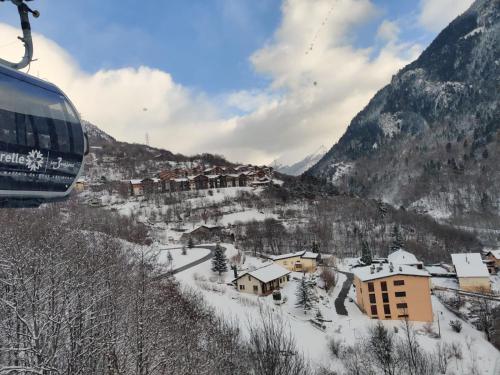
left=156, top=245, right=218, bottom=279
left=334, top=270, right=354, bottom=316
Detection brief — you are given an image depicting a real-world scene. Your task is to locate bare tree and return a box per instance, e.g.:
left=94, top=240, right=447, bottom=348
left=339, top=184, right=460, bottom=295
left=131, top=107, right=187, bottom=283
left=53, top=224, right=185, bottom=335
left=246, top=308, right=311, bottom=375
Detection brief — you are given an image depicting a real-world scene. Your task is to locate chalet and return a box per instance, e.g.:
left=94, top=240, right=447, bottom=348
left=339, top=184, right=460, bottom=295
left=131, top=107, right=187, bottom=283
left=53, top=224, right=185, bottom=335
left=204, top=166, right=225, bottom=175
left=74, top=177, right=86, bottom=192
left=223, top=166, right=236, bottom=174
left=387, top=249, right=424, bottom=269
left=485, top=250, right=500, bottom=273
left=169, top=178, right=190, bottom=192
left=235, top=165, right=250, bottom=173
left=451, top=253, right=491, bottom=292
left=142, top=178, right=162, bottom=195
left=251, top=177, right=272, bottom=187
left=353, top=263, right=433, bottom=322
left=226, top=174, right=238, bottom=188
left=218, top=174, right=227, bottom=188
left=234, top=264, right=291, bottom=296
left=207, top=175, right=220, bottom=189
left=181, top=225, right=223, bottom=244
left=267, top=251, right=320, bottom=273
left=191, top=174, right=209, bottom=190
left=237, top=173, right=247, bottom=187
left=129, top=179, right=144, bottom=196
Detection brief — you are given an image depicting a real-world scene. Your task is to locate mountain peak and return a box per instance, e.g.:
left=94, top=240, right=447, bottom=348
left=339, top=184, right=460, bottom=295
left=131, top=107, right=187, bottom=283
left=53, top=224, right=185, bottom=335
left=308, top=0, right=499, bottom=219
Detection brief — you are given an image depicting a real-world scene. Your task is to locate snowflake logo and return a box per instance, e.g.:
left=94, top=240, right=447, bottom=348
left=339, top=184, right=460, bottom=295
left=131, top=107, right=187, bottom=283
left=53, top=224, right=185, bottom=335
left=26, top=150, right=44, bottom=171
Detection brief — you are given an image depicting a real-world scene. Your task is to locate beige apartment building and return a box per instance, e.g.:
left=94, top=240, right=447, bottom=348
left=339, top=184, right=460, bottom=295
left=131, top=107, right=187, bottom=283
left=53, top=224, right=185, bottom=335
left=353, top=263, right=433, bottom=322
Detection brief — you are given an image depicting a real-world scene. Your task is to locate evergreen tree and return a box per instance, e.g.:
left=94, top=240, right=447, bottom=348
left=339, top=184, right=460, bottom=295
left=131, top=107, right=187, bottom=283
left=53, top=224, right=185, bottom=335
left=360, top=239, right=372, bottom=265
left=295, top=276, right=315, bottom=313
left=211, top=242, right=228, bottom=275
left=390, top=225, right=404, bottom=252
left=187, top=237, right=194, bottom=249
left=312, top=240, right=319, bottom=253
left=315, top=308, right=324, bottom=321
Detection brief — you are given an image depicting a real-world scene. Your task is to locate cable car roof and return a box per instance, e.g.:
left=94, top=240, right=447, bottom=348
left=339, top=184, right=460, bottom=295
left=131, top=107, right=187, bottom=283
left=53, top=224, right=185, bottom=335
left=0, top=63, right=63, bottom=95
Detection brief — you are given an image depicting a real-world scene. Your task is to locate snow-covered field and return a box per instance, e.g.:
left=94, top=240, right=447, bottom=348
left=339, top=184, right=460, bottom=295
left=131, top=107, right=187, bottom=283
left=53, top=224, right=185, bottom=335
left=157, top=246, right=211, bottom=271
left=219, top=208, right=278, bottom=225
left=173, top=246, right=500, bottom=374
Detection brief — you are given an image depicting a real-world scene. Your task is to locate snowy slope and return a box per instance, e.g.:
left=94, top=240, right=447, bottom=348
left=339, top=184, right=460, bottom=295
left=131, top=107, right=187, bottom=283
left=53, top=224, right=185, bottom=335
left=277, top=145, right=327, bottom=176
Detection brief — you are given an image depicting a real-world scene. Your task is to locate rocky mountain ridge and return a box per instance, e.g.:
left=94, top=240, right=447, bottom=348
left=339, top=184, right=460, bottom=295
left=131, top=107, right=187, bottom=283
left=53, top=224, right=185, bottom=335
left=309, top=0, right=499, bottom=224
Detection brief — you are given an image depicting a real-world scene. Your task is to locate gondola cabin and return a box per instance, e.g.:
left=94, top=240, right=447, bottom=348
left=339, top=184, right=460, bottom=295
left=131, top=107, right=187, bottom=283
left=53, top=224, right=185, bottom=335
left=0, top=64, right=88, bottom=207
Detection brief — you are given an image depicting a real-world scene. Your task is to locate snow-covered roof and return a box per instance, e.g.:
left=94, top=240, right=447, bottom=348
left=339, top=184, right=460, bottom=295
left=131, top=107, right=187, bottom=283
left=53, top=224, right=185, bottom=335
left=173, top=178, right=188, bottom=182
left=425, top=265, right=453, bottom=276
left=240, top=264, right=290, bottom=283
left=206, top=174, right=221, bottom=179
left=76, top=177, right=86, bottom=183
left=184, top=224, right=221, bottom=234
left=301, top=251, right=320, bottom=259
left=353, top=263, right=430, bottom=282
left=387, top=249, right=421, bottom=265
left=130, top=179, right=143, bottom=184
left=152, top=178, right=161, bottom=183
left=267, top=251, right=319, bottom=261
left=486, top=250, right=500, bottom=260
left=451, top=253, right=490, bottom=278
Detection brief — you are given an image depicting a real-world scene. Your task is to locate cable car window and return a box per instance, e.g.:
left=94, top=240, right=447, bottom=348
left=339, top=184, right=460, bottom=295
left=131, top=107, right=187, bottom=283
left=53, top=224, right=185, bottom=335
left=0, top=72, right=80, bottom=151
left=0, top=109, right=16, bottom=144
left=54, top=119, right=70, bottom=152
left=14, top=113, right=36, bottom=147
left=34, top=118, right=51, bottom=150
left=70, top=122, right=84, bottom=155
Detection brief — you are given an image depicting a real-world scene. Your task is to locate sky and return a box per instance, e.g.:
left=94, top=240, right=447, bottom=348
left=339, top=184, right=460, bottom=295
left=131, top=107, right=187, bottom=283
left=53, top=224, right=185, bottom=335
left=0, top=0, right=475, bottom=165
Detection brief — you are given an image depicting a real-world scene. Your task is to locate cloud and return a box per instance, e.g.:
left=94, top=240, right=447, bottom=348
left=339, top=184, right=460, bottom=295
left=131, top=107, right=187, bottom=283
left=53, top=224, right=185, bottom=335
left=0, top=23, right=223, bottom=156
left=205, top=0, right=422, bottom=164
left=418, top=0, right=474, bottom=32
left=0, top=0, right=424, bottom=166
left=377, top=20, right=400, bottom=43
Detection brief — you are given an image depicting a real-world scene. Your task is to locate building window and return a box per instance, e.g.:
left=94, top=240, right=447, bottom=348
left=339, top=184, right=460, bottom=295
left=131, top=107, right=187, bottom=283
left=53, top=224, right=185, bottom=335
left=370, top=305, right=378, bottom=316
left=382, top=293, right=389, bottom=303
left=253, top=285, right=258, bottom=292
left=381, top=281, right=387, bottom=291
left=239, top=285, right=245, bottom=290
left=395, top=291, right=406, bottom=297
left=398, top=314, right=409, bottom=319
left=286, top=275, right=290, bottom=281
left=248, top=276, right=251, bottom=281
left=284, top=261, right=287, bottom=265
left=396, top=303, right=408, bottom=309
left=368, top=282, right=374, bottom=292
left=394, top=280, right=405, bottom=286
left=369, top=294, right=376, bottom=304
left=384, top=304, right=391, bottom=315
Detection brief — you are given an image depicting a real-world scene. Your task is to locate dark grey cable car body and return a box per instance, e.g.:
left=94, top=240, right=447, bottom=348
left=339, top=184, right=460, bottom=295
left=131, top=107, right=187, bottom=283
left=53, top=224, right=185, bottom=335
left=0, top=0, right=88, bottom=207
left=0, top=65, right=88, bottom=207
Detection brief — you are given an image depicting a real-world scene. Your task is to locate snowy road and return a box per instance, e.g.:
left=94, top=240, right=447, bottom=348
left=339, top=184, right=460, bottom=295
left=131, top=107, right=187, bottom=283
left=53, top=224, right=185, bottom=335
left=334, top=270, right=354, bottom=316
left=171, top=245, right=216, bottom=274
left=156, top=245, right=219, bottom=279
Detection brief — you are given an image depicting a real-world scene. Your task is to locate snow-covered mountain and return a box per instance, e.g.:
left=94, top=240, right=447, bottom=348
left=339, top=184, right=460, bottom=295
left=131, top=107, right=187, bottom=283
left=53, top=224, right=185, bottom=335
left=277, top=145, right=327, bottom=176
left=308, top=0, right=499, bottom=220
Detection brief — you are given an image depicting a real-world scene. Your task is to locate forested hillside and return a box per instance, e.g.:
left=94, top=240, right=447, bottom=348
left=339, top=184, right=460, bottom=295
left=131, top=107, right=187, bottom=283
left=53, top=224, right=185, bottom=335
left=309, top=0, right=499, bottom=225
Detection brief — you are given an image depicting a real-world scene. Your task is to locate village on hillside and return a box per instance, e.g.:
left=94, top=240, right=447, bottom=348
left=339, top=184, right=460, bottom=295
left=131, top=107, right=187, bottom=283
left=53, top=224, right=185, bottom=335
left=73, top=166, right=500, bottom=374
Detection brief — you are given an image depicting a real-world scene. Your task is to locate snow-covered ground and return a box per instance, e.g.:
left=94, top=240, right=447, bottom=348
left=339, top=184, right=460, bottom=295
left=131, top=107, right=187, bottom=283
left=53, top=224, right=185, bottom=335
left=173, top=248, right=500, bottom=374
left=157, top=246, right=211, bottom=271
left=219, top=208, right=278, bottom=226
